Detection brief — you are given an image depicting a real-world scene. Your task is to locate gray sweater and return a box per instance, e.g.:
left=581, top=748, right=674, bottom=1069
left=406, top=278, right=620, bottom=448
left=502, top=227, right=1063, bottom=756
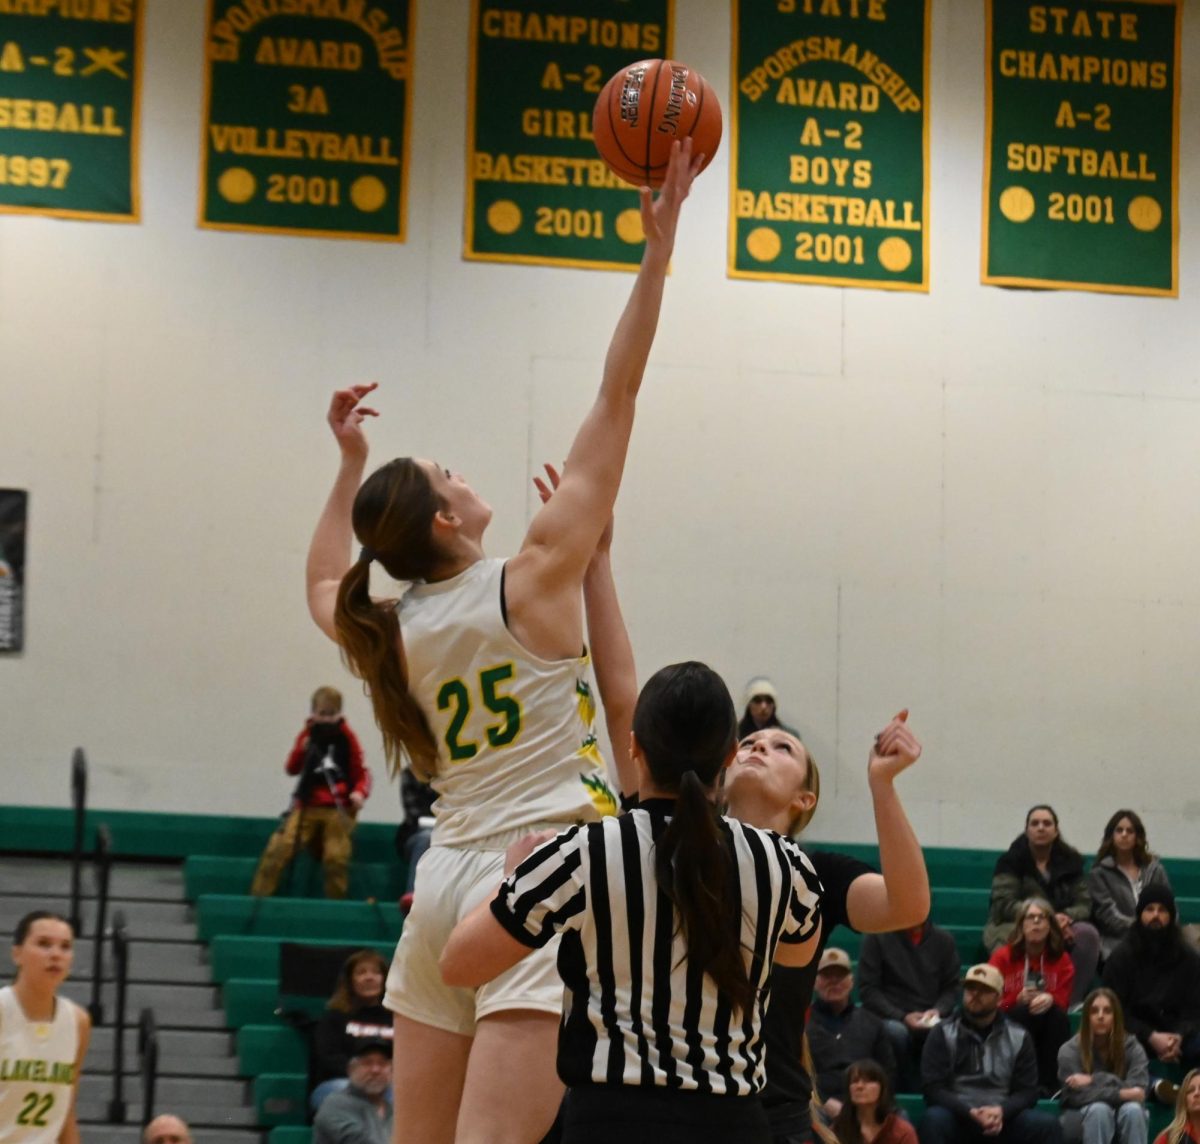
left=1089, top=857, right=1171, bottom=959
left=312, top=1087, right=393, bottom=1144
left=1056, top=1033, right=1149, bottom=1109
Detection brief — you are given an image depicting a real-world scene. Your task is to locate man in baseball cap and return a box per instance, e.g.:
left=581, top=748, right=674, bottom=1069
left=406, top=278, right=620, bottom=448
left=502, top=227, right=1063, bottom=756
left=808, top=947, right=897, bottom=1122
left=313, top=1038, right=393, bottom=1143
left=918, top=965, right=1061, bottom=1144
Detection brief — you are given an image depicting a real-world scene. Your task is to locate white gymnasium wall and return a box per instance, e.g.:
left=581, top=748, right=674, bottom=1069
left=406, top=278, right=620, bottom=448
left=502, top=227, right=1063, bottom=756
left=2, top=1, right=1198, bottom=857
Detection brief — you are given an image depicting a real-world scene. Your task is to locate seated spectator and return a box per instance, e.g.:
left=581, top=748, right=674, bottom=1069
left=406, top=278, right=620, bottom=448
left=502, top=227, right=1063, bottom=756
left=919, top=963, right=1062, bottom=1144
left=738, top=675, right=800, bottom=739
left=859, top=915, right=962, bottom=1093
left=990, top=898, right=1074, bottom=1094
left=395, top=766, right=435, bottom=914
left=312, top=1039, right=393, bottom=1144
left=311, top=950, right=392, bottom=1111
left=1089, top=811, right=1172, bottom=962
left=832, top=1058, right=918, bottom=1144
left=250, top=685, right=371, bottom=901
left=983, top=805, right=1100, bottom=1005
left=808, top=948, right=897, bottom=1120
left=144, top=1116, right=192, bottom=1144
left=1057, top=987, right=1149, bottom=1144
left=1103, top=887, right=1200, bottom=1073
left=1153, top=1071, right=1200, bottom=1144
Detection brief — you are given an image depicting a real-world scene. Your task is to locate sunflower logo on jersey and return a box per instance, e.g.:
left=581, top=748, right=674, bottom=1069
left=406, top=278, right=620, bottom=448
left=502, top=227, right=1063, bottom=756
left=575, top=678, right=596, bottom=729
left=581, top=770, right=618, bottom=817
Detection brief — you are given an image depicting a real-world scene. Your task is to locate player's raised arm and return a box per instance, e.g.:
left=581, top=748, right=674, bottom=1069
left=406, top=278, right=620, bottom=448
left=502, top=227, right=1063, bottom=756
left=509, top=141, right=703, bottom=614
left=306, top=384, right=379, bottom=641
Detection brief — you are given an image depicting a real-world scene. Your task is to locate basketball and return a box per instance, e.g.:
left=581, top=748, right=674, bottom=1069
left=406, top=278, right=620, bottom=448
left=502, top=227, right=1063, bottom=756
left=591, top=59, right=722, bottom=189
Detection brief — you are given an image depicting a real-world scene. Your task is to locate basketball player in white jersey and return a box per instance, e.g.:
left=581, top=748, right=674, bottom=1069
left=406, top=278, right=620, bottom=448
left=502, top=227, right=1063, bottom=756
left=306, top=141, right=703, bottom=1144
left=0, top=912, right=90, bottom=1143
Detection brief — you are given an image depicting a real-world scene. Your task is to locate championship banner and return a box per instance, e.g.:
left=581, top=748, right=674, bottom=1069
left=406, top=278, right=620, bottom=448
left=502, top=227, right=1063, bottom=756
left=201, top=0, right=413, bottom=242
left=730, top=0, right=930, bottom=292
left=465, top=0, right=672, bottom=271
left=983, top=0, right=1180, bottom=297
left=0, top=490, right=27, bottom=653
left=0, top=0, right=141, bottom=221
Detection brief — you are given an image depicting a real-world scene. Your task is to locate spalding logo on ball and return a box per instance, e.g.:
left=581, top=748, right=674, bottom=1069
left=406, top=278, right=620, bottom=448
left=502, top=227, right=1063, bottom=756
left=592, top=59, right=722, bottom=189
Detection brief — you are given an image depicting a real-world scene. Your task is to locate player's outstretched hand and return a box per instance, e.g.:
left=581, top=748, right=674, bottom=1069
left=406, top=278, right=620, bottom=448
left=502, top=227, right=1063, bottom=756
left=868, top=709, right=922, bottom=783
left=640, top=137, right=703, bottom=262
left=327, top=383, right=379, bottom=460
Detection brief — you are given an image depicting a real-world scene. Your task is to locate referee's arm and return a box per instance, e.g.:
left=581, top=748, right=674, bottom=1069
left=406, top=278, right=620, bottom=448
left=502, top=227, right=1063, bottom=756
left=442, top=826, right=582, bottom=988
left=440, top=891, right=537, bottom=987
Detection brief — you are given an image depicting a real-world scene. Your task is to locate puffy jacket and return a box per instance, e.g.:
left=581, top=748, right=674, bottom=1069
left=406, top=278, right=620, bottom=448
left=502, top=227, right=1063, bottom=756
left=983, top=835, right=1090, bottom=951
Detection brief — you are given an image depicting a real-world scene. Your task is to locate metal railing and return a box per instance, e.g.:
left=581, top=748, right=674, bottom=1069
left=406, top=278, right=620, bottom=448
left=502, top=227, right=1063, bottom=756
left=107, top=911, right=129, bottom=1124
left=137, top=1008, right=159, bottom=1128
left=68, top=748, right=87, bottom=935
left=88, top=825, right=113, bottom=1025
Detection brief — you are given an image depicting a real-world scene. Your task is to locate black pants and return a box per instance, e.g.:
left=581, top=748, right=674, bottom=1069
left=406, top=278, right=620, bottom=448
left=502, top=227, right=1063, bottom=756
left=1007, top=1002, right=1072, bottom=1093
left=563, top=1085, right=771, bottom=1143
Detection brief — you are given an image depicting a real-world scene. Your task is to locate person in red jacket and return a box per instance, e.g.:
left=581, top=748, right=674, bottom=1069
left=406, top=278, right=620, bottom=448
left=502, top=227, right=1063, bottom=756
left=989, top=897, right=1074, bottom=1095
left=250, top=685, right=371, bottom=899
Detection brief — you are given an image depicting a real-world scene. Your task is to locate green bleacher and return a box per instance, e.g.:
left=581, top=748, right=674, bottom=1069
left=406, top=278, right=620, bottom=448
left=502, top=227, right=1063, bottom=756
left=5, top=803, right=1197, bottom=1136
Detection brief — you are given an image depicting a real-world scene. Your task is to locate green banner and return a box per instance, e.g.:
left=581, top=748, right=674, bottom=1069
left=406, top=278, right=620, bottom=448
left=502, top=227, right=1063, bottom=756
left=730, top=0, right=929, bottom=292
left=201, top=0, right=413, bottom=241
left=0, top=0, right=141, bottom=221
left=466, top=0, right=672, bottom=271
left=983, top=0, right=1180, bottom=297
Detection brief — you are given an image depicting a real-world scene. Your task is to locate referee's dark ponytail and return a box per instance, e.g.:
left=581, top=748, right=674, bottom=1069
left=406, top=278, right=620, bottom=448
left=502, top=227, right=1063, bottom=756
left=634, top=662, right=753, bottom=1016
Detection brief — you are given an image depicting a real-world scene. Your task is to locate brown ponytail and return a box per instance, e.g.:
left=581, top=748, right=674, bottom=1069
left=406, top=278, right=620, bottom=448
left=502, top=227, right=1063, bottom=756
left=654, top=769, right=753, bottom=1016
left=635, top=662, right=753, bottom=1016
left=333, top=458, right=444, bottom=781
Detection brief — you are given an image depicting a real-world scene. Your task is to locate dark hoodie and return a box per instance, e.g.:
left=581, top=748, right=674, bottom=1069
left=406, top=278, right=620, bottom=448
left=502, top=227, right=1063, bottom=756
left=1101, top=885, right=1200, bottom=1049
left=983, top=834, right=1090, bottom=950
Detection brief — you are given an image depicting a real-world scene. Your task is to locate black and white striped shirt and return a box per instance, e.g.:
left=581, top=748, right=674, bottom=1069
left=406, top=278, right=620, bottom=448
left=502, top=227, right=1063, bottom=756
left=490, top=798, right=823, bottom=1095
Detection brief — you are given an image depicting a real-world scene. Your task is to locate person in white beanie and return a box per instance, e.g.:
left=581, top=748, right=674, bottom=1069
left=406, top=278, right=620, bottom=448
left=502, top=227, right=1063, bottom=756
left=738, top=676, right=800, bottom=740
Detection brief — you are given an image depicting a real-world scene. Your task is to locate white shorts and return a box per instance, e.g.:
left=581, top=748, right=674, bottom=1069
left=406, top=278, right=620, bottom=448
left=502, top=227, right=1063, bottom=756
left=384, top=839, right=564, bottom=1037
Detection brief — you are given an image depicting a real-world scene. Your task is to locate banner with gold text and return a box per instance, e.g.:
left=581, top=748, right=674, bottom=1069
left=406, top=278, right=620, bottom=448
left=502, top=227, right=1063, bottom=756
left=466, top=0, right=673, bottom=271
left=0, top=1, right=141, bottom=221
left=730, top=0, right=929, bottom=292
left=201, top=0, right=413, bottom=241
left=983, top=0, right=1179, bottom=297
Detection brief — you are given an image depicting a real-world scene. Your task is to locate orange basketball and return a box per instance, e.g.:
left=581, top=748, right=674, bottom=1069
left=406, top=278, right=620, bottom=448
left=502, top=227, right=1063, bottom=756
left=592, top=59, right=722, bottom=189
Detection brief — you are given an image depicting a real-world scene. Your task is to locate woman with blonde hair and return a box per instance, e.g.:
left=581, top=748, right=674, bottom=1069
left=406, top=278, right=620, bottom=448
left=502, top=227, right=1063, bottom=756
left=1152, top=1069, right=1200, bottom=1144
left=1057, top=987, right=1149, bottom=1144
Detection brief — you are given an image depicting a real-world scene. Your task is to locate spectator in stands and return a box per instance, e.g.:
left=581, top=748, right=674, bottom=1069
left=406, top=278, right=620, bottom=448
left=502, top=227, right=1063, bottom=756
left=831, top=1058, right=918, bottom=1144
left=1090, top=812, right=1172, bottom=962
left=312, top=1038, right=394, bottom=1144
left=1153, top=1070, right=1200, bottom=1144
left=250, top=685, right=371, bottom=901
left=738, top=676, right=800, bottom=740
left=1057, top=987, right=1149, bottom=1144
left=311, top=949, right=393, bottom=1111
left=143, top=1115, right=192, bottom=1144
left=984, top=806, right=1100, bottom=1006
left=859, top=915, right=962, bottom=1093
left=808, top=948, right=898, bottom=1120
left=990, top=898, right=1074, bottom=1094
left=1102, top=887, right=1200, bottom=1073
left=919, top=963, right=1062, bottom=1144
left=395, top=766, right=436, bottom=914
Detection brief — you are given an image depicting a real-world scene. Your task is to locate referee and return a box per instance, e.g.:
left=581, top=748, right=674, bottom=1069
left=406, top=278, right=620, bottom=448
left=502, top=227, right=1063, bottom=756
left=441, top=661, right=824, bottom=1144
